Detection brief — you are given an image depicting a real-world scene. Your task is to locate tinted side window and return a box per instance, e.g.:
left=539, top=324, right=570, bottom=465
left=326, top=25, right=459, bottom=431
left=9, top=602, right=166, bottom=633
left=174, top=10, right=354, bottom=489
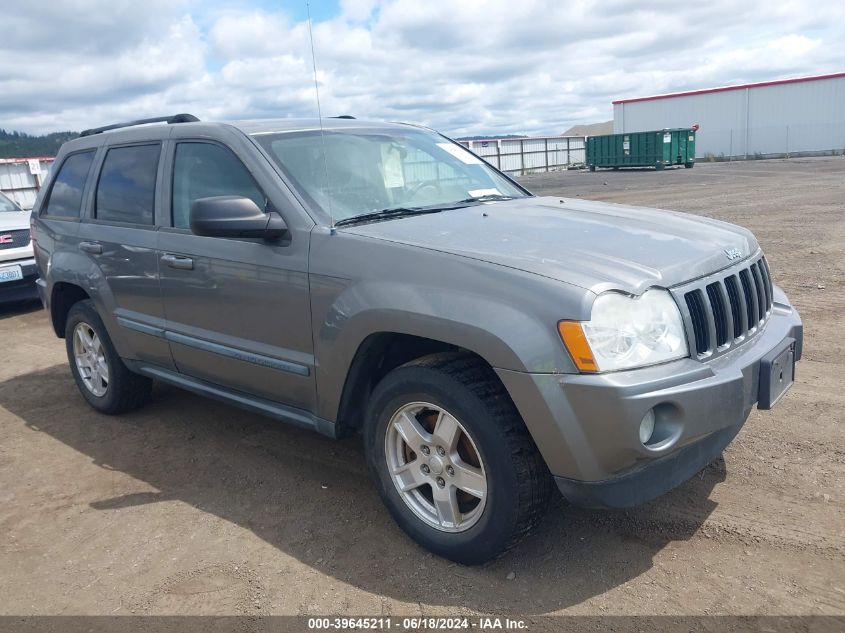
left=43, top=151, right=96, bottom=217
left=96, top=144, right=160, bottom=224
left=172, top=142, right=265, bottom=229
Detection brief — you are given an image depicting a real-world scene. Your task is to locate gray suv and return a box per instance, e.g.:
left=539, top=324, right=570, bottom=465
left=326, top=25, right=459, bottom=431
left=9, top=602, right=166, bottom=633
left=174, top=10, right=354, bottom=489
left=32, top=114, right=802, bottom=564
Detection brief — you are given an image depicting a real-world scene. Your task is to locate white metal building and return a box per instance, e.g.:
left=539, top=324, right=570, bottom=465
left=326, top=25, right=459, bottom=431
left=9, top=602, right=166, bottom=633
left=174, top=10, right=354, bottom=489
left=613, top=72, right=845, bottom=159
left=0, top=157, right=54, bottom=210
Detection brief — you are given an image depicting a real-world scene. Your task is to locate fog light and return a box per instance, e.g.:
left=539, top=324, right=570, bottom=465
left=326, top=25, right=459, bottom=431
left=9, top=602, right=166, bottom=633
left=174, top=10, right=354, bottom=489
left=639, top=409, right=656, bottom=445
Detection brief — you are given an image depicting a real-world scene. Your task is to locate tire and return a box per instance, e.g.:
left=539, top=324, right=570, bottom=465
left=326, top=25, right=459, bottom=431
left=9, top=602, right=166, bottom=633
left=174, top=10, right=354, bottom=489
left=684, top=162, right=694, bottom=169
left=65, top=299, right=152, bottom=414
left=364, top=352, right=552, bottom=564
left=588, top=165, right=596, bottom=172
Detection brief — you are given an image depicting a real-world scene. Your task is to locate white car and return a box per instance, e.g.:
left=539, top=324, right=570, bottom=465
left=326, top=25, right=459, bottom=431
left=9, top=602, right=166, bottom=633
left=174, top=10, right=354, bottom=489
left=0, top=190, right=37, bottom=302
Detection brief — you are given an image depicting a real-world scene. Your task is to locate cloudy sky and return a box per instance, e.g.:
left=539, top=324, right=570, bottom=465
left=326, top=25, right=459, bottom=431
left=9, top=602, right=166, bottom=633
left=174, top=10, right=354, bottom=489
left=3, top=0, right=844, bottom=137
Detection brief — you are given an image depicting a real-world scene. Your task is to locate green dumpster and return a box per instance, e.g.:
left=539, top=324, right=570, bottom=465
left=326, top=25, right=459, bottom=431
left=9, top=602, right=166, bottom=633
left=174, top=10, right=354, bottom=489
left=586, top=128, right=696, bottom=171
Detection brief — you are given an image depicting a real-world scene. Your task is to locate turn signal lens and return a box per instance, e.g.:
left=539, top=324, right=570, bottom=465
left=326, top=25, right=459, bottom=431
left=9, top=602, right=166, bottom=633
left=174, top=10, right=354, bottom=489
left=558, top=321, right=598, bottom=373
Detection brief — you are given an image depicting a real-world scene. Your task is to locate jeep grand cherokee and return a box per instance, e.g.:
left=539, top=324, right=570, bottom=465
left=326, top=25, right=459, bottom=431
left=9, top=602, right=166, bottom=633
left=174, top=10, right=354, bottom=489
left=31, top=114, right=802, bottom=564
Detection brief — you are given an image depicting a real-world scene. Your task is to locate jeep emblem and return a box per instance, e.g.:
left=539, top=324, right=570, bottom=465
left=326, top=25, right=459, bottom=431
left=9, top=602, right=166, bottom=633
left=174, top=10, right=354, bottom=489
left=724, top=248, right=742, bottom=260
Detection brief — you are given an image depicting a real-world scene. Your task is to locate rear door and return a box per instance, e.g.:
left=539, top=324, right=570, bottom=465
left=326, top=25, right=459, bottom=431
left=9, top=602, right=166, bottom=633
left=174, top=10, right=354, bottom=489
left=33, top=148, right=97, bottom=289
left=157, top=138, right=315, bottom=411
left=78, top=140, right=174, bottom=369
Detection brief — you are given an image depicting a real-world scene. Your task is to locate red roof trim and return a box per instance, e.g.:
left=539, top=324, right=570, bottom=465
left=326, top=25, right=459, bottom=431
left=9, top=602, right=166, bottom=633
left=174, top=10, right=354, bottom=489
left=612, top=72, right=845, bottom=105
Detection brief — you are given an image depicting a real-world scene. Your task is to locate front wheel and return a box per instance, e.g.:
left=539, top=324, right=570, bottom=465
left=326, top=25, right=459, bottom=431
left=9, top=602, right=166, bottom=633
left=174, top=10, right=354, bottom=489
left=365, top=353, right=552, bottom=564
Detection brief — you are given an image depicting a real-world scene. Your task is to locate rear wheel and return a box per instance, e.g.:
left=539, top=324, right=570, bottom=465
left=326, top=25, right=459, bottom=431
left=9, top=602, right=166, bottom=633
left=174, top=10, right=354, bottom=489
left=365, top=353, right=552, bottom=564
left=684, top=162, right=694, bottom=168
left=65, top=300, right=152, bottom=414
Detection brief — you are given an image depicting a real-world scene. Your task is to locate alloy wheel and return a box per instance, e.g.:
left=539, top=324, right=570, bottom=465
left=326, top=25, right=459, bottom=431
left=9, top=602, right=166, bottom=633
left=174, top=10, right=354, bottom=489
left=384, top=402, right=488, bottom=532
left=72, top=322, right=109, bottom=397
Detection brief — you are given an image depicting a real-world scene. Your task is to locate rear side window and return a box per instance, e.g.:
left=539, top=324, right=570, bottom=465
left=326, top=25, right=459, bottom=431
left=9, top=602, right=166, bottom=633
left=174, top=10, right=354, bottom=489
left=43, top=151, right=96, bottom=217
left=96, top=144, right=160, bottom=224
left=172, top=142, right=265, bottom=229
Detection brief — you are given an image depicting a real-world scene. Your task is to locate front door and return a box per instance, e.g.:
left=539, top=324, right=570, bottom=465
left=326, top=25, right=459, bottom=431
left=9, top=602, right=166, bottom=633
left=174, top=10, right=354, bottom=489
left=157, top=140, right=315, bottom=411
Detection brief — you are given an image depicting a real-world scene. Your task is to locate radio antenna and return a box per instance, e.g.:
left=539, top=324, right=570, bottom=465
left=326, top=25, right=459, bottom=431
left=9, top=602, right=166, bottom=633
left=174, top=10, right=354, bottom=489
left=306, top=0, right=334, bottom=228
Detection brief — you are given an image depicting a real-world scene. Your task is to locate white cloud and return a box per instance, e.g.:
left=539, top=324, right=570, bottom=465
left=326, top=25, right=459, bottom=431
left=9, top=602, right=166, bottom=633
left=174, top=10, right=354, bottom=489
left=340, top=0, right=380, bottom=22
left=2, top=0, right=844, bottom=136
left=209, top=11, right=293, bottom=59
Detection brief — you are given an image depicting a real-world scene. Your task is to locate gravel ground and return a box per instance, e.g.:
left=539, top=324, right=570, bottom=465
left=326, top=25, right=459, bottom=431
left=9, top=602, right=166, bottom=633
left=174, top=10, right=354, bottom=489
left=0, top=157, right=843, bottom=626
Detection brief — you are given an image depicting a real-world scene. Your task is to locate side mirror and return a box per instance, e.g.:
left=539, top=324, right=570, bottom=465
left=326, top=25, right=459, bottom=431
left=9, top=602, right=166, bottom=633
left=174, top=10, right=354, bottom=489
left=189, top=196, right=288, bottom=240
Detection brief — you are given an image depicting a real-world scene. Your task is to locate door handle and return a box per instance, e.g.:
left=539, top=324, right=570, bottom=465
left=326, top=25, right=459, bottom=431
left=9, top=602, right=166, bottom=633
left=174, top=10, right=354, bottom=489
left=161, top=254, right=194, bottom=270
left=79, top=241, right=103, bottom=255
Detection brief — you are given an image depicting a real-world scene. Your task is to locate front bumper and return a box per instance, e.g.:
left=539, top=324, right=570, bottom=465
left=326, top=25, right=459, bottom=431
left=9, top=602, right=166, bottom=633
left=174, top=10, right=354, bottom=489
left=555, top=422, right=742, bottom=508
left=0, top=258, right=39, bottom=302
left=496, top=285, right=802, bottom=508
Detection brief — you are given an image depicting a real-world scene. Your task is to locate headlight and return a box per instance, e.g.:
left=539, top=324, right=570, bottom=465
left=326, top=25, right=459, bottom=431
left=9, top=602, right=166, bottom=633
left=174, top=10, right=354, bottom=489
left=558, top=289, right=688, bottom=372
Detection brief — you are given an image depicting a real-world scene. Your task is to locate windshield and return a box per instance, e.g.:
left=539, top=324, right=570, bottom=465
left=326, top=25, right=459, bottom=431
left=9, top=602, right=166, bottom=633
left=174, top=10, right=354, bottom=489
left=254, top=127, right=528, bottom=223
left=0, top=191, right=21, bottom=212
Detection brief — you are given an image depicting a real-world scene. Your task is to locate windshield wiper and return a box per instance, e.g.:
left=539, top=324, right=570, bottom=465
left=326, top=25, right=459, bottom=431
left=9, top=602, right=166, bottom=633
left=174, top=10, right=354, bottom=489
left=334, top=195, right=522, bottom=227
left=457, top=194, right=518, bottom=203
left=334, top=206, right=445, bottom=227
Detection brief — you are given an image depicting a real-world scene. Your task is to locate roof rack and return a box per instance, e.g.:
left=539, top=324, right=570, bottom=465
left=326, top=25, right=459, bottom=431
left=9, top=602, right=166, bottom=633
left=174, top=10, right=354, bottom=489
left=80, top=113, right=200, bottom=137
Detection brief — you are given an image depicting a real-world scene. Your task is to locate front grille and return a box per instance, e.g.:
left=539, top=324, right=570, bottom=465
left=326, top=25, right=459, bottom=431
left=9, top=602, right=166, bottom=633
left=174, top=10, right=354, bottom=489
left=679, top=255, right=774, bottom=358
left=0, top=229, right=30, bottom=251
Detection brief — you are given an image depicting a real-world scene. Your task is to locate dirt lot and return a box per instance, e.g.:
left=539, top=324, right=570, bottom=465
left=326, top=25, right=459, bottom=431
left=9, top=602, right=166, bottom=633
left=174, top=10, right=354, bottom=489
left=1, top=157, right=843, bottom=625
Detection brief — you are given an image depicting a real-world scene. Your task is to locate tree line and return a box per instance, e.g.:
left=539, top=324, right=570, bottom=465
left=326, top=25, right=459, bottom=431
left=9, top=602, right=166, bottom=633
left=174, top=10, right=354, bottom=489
left=0, top=129, right=79, bottom=159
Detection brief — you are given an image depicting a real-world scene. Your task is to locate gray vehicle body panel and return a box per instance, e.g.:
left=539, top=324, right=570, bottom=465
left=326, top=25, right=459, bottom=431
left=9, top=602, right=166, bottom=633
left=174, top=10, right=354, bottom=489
left=340, top=196, right=759, bottom=296
left=307, top=224, right=594, bottom=426
left=32, top=117, right=802, bottom=505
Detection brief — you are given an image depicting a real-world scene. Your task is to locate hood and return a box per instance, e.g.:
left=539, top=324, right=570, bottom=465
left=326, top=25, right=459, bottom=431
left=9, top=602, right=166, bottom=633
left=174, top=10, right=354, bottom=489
left=0, top=210, right=31, bottom=232
left=342, top=196, right=759, bottom=294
